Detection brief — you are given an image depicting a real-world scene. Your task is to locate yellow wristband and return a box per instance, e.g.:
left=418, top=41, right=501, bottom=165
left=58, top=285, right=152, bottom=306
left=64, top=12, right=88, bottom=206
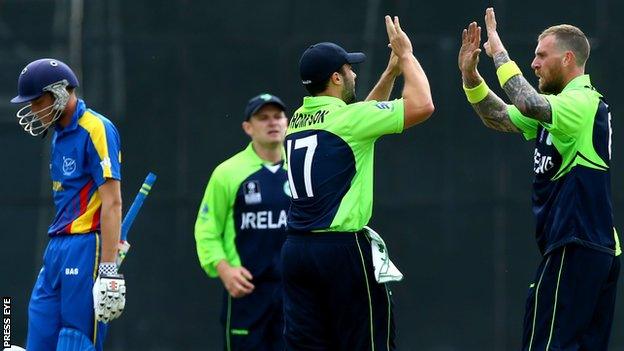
left=496, top=61, right=522, bottom=87
left=463, top=80, right=489, bottom=104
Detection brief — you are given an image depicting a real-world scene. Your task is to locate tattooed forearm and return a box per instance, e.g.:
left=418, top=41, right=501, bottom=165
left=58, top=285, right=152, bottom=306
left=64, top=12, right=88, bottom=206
left=493, top=51, right=511, bottom=69
left=493, top=52, right=552, bottom=123
left=503, top=76, right=552, bottom=123
left=472, top=91, right=520, bottom=133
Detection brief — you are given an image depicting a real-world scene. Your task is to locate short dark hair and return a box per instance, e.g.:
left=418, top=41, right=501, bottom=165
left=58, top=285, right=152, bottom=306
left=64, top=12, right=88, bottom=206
left=304, top=78, right=330, bottom=96
left=303, top=65, right=348, bottom=96
left=539, top=24, right=590, bottom=67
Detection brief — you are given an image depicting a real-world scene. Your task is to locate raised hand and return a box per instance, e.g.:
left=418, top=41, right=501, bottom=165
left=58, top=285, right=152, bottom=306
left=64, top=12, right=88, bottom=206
left=458, top=22, right=482, bottom=75
left=385, top=15, right=413, bottom=59
left=483, top=7, right=506, bottom=57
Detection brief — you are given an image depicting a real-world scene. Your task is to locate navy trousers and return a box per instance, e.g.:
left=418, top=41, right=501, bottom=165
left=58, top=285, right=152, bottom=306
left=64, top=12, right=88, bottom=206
left=221, top=280, right=284, bottom=351
left=282, top=231, right=395, bottom=351
left=522, top=244, right=620, bottom=351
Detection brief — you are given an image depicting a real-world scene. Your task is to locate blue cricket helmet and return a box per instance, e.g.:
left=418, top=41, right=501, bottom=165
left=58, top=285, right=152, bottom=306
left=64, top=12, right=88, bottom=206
left=10, top=58, right=79, bottom=104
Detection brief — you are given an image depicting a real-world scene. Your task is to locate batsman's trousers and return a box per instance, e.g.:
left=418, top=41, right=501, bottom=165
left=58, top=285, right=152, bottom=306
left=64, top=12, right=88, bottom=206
left=27, top=233, right=108, bottom=351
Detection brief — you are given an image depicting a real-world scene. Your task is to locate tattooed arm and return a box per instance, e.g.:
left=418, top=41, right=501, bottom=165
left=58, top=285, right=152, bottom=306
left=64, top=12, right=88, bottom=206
left=459, top=21, right=520, bottom=132
left=493, top=52, right=551, bottom=123
left=469, top=89, right=520, bottom=132
left=483, top=8, right=552, bottom=123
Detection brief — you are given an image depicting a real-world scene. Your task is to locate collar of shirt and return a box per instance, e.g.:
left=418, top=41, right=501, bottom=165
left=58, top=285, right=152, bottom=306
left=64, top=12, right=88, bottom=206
left=55, top=99, right=86, bottom=134
left=561, top=74, right=592, bottom=93
left=302, top=95, right=347, bottom=109
left=243, top=142, right=284, bottom=167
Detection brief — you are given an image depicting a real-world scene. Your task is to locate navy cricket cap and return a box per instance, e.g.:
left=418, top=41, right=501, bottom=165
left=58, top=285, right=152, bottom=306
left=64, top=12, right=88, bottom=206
left=244, top=93, right=286, bottom=121
left=299, top=42, right=366, bottom=85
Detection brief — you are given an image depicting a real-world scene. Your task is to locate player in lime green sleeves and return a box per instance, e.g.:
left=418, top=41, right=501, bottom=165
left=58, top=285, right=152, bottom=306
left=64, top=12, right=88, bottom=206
left=194, top=94, right=290, bottom=351
left=282, top=16, right=434, bottom=350
left=458, top=7, right=620, bottom=351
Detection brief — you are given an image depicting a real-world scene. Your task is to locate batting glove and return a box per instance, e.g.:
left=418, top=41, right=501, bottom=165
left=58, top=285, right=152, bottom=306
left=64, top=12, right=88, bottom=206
left=93, top=262, right=126, bottom=323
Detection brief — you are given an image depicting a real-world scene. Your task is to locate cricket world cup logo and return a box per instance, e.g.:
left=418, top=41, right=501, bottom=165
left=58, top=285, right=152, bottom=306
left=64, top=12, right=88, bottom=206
left=62, top=156, right=76, bottom=176
left=244, top=180, right=262, bottom=205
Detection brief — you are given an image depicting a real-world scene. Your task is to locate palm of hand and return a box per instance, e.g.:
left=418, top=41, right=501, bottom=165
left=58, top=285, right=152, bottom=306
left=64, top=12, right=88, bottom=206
left=458, top=22, right=481, bottom=73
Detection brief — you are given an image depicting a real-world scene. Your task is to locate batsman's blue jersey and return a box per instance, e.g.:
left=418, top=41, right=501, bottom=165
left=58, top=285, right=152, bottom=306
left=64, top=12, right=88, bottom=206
left=48, top=99, right=122, bottom=236
left=508, top=75, right=620, bottom=256
left=28, top=99, right=118, bottom=351
left=194, top=143, right=291, bottom=281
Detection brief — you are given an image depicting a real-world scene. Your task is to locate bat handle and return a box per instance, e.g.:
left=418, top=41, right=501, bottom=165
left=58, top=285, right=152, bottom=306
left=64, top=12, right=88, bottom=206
left=118, top=172, right=157, bottom=267
left=116, top=240, right=131, bottom=267
left=121, top=172, right=157, bottom=241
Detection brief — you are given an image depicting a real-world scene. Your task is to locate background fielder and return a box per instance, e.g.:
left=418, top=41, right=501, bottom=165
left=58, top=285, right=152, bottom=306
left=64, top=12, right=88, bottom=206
left=194, top=93, right=290, bottom=350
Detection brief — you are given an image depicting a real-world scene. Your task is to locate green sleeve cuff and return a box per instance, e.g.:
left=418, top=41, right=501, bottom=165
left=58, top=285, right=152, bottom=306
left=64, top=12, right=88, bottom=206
left=507, top=104, right=538, bottom=140
left=203, top=257, right=226, bottom=278
left=395, top=99, right=405, bottom=133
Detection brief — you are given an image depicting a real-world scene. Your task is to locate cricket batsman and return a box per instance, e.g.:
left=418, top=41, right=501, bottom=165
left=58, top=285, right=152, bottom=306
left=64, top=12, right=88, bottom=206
left=11, top=58, right=126, bottom=350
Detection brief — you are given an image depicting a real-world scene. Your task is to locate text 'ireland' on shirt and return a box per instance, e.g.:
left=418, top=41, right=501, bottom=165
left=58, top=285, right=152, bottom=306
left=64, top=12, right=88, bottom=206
left=508, top=74, right=619, bottom=256
left=194, top=143, right=291, bottom=281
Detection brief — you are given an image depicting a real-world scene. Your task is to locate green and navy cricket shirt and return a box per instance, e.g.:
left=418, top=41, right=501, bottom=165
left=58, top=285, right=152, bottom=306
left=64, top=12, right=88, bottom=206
left=508, top=74, right=620, bottom=256
left=285, top=96, right=404, bottom=232
left=194, top=143, right=291, bottom=279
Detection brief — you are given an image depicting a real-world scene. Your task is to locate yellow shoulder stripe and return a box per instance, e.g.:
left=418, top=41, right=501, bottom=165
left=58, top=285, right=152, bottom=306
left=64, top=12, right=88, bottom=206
left=78, top=111, right=112, bottom=178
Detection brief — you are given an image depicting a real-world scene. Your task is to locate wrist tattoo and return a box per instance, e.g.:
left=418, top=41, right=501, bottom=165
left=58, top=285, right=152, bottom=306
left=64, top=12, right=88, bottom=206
left=472, top=92, right=520, bottom=133
left=493, top=52, right=511, bottom=69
